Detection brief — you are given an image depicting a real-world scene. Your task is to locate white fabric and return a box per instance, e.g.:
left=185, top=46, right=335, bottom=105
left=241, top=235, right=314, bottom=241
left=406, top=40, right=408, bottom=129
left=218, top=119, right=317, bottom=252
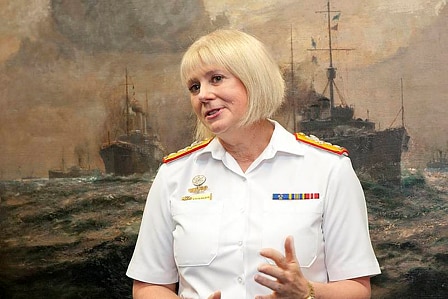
left=126, top=121, right=381, bottom=298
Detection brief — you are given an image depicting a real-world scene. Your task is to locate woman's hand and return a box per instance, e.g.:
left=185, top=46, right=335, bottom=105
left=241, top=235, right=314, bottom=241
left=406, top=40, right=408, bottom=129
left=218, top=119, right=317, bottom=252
left=254, top=235, right=311, bottom=299
left=207, top=290, right=221, bottom=299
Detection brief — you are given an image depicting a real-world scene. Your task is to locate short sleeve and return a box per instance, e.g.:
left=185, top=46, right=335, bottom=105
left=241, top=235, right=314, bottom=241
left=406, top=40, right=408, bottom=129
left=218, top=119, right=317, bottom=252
left=126, top=164, right=178, bottom=283
left=323, top=158, right=381, bottom=281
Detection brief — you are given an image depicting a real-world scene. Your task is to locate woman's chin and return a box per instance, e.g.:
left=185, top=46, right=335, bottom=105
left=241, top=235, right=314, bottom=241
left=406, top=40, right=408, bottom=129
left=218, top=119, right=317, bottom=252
left=205, top=122, right=226, bottom=135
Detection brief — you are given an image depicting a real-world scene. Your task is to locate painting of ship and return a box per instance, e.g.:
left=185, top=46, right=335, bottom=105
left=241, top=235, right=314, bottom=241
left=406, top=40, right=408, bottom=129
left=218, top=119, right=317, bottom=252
left=287, top=1, right=410, bottom=185
left=427, top=149, right=448, bottom=170
left=49, top=166, right=99, bottom=179
left=99, top=70, right=165, bottom=176
left=49, top=149, right=99, bottom=179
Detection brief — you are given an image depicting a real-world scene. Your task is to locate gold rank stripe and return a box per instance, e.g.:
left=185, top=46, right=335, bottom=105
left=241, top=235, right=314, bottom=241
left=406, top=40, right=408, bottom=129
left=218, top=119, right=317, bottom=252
left=163, top=138, right=213, bottom=163
left=295, top=133, right=349, bottom=156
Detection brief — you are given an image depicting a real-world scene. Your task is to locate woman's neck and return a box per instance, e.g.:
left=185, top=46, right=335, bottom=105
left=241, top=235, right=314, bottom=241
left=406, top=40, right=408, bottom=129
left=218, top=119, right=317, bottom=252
left=218, top=120, right=274, bottom=172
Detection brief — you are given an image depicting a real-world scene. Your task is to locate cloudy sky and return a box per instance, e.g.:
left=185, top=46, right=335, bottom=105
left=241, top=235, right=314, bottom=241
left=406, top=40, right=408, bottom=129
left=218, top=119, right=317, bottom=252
left=0, top=0, right=447, bottom=179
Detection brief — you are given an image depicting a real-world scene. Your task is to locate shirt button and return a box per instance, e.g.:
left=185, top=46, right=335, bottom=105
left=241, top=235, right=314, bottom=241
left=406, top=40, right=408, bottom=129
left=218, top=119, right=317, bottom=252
left=237, top=276, right=244, bottom=284
left=238, top=241, right=243, bottom=246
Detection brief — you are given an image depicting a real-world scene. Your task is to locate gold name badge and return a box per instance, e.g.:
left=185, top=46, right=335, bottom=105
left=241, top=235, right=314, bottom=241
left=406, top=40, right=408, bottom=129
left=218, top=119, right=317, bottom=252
left=181, top=193, right=213, bottom=201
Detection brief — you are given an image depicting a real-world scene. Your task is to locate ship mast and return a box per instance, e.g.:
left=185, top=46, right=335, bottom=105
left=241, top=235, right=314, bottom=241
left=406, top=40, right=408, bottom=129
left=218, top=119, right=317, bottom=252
left=313, top=1, right=353, bottom=113
left=290, top=25, right=297, bottom=132
left=401, top=78, right=405, bottom=127
left=125, top=68, right=130, bottom=135
left=389, top=78, right=406, bottom=128
left=326, top=0, right=336, bottom=109
left=145, top=89, right=149, bottom=135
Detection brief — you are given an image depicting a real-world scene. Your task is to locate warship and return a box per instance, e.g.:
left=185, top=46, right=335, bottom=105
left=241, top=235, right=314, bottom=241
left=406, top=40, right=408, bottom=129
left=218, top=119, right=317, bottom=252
left=427, top=149, right=448, bottom=170
left=49, top=149, right=99, bottom=179
left=292, top=1, right=410, bottom=185
left=99, top=70, right=165, bottom=176
left=48, top=166, right=99, bottom=179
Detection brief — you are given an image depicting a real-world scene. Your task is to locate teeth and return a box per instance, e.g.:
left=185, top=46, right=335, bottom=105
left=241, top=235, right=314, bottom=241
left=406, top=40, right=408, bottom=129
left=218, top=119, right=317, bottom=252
left=207, top=109, right=218, bottom=116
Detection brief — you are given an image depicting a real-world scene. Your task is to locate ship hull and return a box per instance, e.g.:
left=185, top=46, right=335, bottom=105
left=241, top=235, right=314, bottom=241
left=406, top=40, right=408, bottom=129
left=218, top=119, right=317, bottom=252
left=48, top=168, right=98, bottom=179
left=330, top=127, right=408, bottom=185
left=300, top=123, right=409, bottom=185
left=99, top=139, right=163, bottom=176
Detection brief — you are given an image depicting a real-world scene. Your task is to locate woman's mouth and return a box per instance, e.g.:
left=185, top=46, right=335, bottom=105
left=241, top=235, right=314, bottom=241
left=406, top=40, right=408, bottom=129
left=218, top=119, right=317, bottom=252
left=205, top=108, right=221, bottom=118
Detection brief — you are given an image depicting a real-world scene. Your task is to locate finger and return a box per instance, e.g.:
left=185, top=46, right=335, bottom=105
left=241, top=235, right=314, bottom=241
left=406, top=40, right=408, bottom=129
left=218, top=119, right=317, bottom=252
left=207, top=291, right=221, bottom=299
left=259, top=247, right=286, bottom=267
left=260, top=236, right=301, bottom=270
left=254, top=273, right=281, bottom=292
left=284, top=235, right=298, bottom=264
left=283, top=236, right=306, bottom=281
left=257, top=262, right=285, bottom=281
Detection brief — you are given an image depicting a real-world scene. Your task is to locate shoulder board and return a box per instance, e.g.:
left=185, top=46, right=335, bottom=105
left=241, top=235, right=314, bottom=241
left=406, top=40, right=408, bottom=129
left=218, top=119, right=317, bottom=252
left=163, top=139, right=212, bottom=163
left=295, top=133, right=349, bottom=156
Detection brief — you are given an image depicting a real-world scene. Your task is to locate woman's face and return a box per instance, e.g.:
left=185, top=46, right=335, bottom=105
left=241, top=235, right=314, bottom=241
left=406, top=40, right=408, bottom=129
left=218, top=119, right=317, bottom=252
left=187, top=65, right=248, bottom=138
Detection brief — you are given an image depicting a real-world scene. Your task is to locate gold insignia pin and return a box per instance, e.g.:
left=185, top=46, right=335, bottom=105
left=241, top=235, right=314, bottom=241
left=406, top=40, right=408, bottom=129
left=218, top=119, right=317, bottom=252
left=192, top=175, right=206, bottom=186
left=188, top=175, right=208, bottom=193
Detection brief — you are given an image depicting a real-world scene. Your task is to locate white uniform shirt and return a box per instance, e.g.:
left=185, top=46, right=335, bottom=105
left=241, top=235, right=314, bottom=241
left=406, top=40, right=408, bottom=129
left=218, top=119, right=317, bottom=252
left=126, top=121, right=381, bottom=299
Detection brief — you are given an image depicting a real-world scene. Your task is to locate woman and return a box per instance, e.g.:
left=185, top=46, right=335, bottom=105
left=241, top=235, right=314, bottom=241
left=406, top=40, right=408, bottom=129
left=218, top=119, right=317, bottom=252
left=126, top=29, right=380, bottom=299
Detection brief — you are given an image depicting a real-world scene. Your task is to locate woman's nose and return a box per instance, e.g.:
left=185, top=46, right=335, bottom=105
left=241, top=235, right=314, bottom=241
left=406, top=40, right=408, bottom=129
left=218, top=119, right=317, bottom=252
left=198, top=85, right=214, bottom=103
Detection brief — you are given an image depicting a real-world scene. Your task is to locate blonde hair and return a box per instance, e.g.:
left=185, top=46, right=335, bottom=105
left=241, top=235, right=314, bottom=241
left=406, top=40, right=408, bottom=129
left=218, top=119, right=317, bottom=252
left=180, top=29, right=285, bottom=140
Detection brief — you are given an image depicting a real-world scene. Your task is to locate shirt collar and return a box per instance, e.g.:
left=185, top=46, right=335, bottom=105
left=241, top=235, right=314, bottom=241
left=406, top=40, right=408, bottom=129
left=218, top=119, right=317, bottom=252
left=196, top=120, right=305, bottom=162
left=263, top=120, right=305, bottom=159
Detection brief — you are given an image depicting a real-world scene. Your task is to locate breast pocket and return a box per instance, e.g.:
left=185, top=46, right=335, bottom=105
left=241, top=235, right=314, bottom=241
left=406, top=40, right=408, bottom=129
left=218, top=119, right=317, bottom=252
left=262, top=199, right=322, bottom=268
left=171, top=200, right=223, bottom=267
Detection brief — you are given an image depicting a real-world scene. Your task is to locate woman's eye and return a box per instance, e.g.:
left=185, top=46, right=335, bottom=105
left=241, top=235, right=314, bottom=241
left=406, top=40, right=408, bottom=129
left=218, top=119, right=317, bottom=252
left=189, top=83, right=200, bottom=94
left=211, top=75, right=223, bottom=83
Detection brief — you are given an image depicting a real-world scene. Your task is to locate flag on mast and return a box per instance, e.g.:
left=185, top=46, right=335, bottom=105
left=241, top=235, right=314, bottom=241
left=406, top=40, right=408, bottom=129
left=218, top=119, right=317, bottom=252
left=332, top=12, right=341, bottom=21
left=311, top=37, right=317, bottom=49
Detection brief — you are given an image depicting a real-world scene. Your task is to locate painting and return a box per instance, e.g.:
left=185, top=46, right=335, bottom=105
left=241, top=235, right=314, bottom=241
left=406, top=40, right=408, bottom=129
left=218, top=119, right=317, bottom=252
left=0, top=1, right=447, bottom=298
